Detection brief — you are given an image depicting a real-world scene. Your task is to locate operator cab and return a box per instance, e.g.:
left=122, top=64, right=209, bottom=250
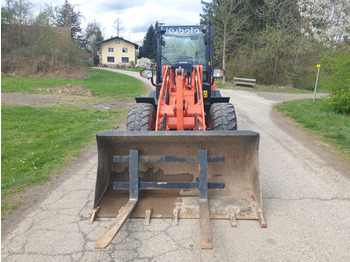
left=160, top=32, right=206, bottom=75
left=156, top=25, right=214, bottom=84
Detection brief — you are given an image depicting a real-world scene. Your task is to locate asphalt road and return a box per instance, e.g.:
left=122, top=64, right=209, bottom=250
left=2, top=69, right=350, bottom=262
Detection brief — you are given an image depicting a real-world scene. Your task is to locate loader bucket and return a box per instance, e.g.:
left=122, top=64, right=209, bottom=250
left=90, top=130, right=266, bottom=249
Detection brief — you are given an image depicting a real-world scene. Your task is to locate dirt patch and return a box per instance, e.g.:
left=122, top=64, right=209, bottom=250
left=33, top=84, right=94, bottom=96
left=249, top=91, right=329, bottom=102
left=2, top=66, right=90, bottom=80
left=1, top=92, right=134, bottom=110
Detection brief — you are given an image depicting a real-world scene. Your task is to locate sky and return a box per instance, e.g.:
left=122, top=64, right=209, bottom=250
left=35, top=0, right=204, bottom=45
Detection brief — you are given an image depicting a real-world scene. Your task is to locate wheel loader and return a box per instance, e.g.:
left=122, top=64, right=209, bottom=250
left=88, top=23, right=266, bottom=249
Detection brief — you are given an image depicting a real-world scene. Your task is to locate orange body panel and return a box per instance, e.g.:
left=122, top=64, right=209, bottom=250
left=155, top=65, right=206, bottom=131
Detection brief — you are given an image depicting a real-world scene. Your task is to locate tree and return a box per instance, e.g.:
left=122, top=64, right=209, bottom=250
left=298, top=0, right=350, bottom=48
left=200, top=0, right=214, bottom=25
left=201, top=0, right=249, bottom=83
left=254, top=0, right=304, bottom=84
left=1, top=0, right=32, bottom=25
left=298, top=1, right=350, bottom=113
left=1, top=0, right=90, bottom=76
left=82, top=21, right=104, bottom=65
left=45, top=0, right=83, bottom=41
left=113, top=17, right=125, bottom=37
left=202, top=0, right=323, bottom=89
left=138, top=24, right=157, bottom=60
left=1, top=0, right=33, bottom=44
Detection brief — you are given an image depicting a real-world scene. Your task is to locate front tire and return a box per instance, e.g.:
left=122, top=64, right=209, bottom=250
left=126, top=103, right=155, bottom=131
left=210, top=103, right=237, bottom=130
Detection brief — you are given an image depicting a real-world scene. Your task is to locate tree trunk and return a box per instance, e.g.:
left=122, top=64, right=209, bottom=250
left=222, top=26, right=227, bottom=84
left=34, top=42, right=39, bottom=73
left=51, top=46, right=55, bottom=67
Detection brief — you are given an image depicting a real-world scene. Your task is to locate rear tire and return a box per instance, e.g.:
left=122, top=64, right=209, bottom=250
left=210, top=103, right=237, bottom=130
left=126, top=103, right=155, bottom=131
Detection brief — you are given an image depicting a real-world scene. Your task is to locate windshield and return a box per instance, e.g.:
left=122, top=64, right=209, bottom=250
left=161, top=33, right=206, bottom=67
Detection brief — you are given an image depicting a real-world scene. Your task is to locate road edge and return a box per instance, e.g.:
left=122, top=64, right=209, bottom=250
left=270, top=106, right=350, bottom=179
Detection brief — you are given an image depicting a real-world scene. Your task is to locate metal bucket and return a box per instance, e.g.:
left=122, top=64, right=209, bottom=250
left=92, top=130, right=263, bottom=221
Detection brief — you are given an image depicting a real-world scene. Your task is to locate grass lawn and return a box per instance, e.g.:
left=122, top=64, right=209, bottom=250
left=1, top=69, right=147, bottom=214
left=116, top=67, right=143, bottom=73
left=1, top=105, right=126, bottom=213
left=275, top=99, right=350, bottom=161
left=1, top=68, right=147, bottom=99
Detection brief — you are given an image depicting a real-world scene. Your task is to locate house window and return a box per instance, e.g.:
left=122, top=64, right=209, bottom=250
left=108, top=47, right=114, bottom=52
left=122, top=48, right=128, bottom=53
left=107, top=56, right=115, bottom=63
left=115, top=40, right=120, bottom=44
left=122, top=57, right=129, bottom=63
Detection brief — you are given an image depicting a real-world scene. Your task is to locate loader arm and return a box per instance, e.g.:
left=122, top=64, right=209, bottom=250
left=156, top=65, right=205, bottom=131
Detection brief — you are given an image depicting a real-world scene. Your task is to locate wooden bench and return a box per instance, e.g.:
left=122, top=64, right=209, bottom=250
left=233, top=77, right=256, bottom=87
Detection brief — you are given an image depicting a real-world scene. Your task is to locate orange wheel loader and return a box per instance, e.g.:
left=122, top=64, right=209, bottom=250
left=88, top=23, right=266, bottom=249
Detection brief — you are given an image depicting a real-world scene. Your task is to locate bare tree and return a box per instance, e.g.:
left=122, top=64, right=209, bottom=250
left=44, top=0, right=83, bottom=41
left=82, top=21, right=104, bottom=65
left=202, top=0, right=249, bottom=83
left=1, top=0, right=33, bottom=44
left=113, top=17, right=125, bottom=37
left=257, top=0, right=302, bottom=83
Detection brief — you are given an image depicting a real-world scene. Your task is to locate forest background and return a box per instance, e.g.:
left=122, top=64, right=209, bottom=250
left=1, top=0, right=349, bottom=113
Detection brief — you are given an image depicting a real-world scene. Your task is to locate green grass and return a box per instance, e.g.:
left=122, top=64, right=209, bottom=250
left=315, top=83, right=328, bottom=93
left=1, top=105, right=126, bottom=213
left=1, top=68, right=147, bottom=99
left=275, top=99, right=350, bottom=161
left=116, top=67, right=143, bottom=73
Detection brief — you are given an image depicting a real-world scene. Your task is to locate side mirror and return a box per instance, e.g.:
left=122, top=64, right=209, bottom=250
left=213, top=69, right=225, bottom=78
left=140, top=69, right=153, bottom=79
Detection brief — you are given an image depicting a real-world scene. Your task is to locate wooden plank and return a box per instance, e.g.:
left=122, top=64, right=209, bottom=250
left=199, top=200, right=213, bottom=249
left=172, top=207, right=179, bottom=226
left=229, top=212, right=237, bottom=227
left=143, top=209, right=152, bottom=226
left=87, top=207, right=100, bottom=225
left=95, top=149, right=140, bottom=249
left=258, top=211, right=267, bottom=228
left=233, top=77, right=256, bottom=87
left=94, top=199, right=138, bottom=249
left=233, top=77, right=256, bottom=82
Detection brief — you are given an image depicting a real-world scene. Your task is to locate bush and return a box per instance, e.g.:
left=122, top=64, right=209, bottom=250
left=291, top=66, right=316, bottom=90
left=226, top=53, right=255, bottom=80
left=135, top=57, right=152, bottom=69
left=1, top=23, right=90, bottom=77
left=321, top=50, right=350, bottom=114
left=225, top=27, right=323, bottom=89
